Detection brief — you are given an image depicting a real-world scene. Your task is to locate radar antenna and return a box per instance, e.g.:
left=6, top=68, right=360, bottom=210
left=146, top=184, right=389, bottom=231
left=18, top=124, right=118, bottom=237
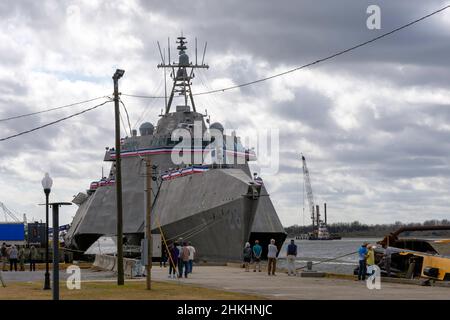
left=158, top=36, right=209, bottom=114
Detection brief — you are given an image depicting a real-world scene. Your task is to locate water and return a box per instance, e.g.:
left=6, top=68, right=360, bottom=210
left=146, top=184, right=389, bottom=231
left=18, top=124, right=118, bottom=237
left=86, top=236, right=377, bottom=274
left=277, top=237, right=380, bottom=274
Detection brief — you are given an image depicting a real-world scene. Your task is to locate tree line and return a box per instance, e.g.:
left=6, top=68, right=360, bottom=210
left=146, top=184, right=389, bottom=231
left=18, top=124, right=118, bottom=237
left=284, top=219, right=450, bottom=237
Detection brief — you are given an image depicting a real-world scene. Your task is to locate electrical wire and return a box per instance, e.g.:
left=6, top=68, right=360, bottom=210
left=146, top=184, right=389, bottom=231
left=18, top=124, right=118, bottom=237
left=120, top=4, right=450, bottom=99
left=0, top=99, right=113, bottom=142
left=119, top=99, right=132, bottom=136
left=0, top=95, right=110, bottom=122
left=131, top=78, right=165, bottom=129
left=119, top=112, right=128, bottom=137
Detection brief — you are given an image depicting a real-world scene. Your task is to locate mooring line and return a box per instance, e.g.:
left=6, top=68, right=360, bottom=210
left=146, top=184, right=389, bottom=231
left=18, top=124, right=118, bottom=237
left=295, top=251, right=358, bottom=270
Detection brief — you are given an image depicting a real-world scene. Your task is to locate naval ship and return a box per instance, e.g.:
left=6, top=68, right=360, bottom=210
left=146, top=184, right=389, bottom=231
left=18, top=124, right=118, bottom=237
left=65, top=36, right=286, bottom=262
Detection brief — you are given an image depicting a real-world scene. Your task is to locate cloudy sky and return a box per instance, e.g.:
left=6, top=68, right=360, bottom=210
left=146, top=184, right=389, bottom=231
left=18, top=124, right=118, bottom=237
left=1, top=0, right=450, bottom=227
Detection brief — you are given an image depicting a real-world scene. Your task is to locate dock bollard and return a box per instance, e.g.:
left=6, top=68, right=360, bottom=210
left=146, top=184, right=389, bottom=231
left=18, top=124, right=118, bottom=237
left=307, top=261, right=313, bottom=271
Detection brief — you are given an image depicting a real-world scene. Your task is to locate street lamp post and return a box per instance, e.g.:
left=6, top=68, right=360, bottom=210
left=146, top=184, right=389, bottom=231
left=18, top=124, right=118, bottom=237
left=41, top=173, right=53, bottom=290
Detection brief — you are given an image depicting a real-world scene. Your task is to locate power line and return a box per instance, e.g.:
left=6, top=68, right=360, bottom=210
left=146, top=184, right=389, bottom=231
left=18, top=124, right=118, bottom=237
left=0, top=99, right=113, bottom=142
left=121, top=93, right=165, bottom=99
left=119, top=112, right=128, bottom=138
left=119, top=99, right=132, bottom=136
left=120, top=4, right=450, bottom=99
left=131, top=77, right=165, bottom=128
left=0, top=95, right=110, bottom=122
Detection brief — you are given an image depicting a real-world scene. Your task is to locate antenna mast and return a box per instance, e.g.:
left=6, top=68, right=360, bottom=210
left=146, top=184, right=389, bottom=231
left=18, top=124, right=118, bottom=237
left=158, top=36, right=209, bottom=114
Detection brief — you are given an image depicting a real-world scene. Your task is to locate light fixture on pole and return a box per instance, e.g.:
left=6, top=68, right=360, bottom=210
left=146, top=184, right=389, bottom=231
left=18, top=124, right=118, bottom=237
left=41, top=173, right=53, bottom=290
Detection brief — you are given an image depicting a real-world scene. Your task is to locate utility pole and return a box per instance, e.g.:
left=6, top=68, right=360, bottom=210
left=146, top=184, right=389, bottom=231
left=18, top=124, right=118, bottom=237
left=145, top=158, right=153, bottom=290
left=113, top=69, right=125, bottom=286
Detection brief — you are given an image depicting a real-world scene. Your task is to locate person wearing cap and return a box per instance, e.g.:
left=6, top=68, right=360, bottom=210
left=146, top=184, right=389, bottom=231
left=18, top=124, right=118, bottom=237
left=357, top=243, right=369, bottom=280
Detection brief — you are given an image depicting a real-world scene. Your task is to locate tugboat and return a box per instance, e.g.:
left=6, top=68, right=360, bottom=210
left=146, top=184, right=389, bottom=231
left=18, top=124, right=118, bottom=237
left=65, top=36, right=287, bottom=261
left=298, top=155, right=341, bottom=240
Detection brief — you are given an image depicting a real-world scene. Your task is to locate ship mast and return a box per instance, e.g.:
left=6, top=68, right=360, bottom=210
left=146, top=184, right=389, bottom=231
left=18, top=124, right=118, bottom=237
left=157, top=36, right=209, bottom=115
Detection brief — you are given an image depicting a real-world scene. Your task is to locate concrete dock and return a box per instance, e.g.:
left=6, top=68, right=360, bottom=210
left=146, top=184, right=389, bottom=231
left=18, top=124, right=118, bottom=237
left=151, top=266, right=450, bottom=300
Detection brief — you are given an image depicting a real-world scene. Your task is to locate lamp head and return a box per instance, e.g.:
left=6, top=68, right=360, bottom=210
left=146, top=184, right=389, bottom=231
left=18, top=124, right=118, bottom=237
left=113, top=69, right=125, bottom=79
left=41, top=172, right=53, bottom=192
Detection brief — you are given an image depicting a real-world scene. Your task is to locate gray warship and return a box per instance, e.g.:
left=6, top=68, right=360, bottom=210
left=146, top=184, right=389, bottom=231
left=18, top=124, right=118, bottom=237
left=65, top=36, right=286, bottom=261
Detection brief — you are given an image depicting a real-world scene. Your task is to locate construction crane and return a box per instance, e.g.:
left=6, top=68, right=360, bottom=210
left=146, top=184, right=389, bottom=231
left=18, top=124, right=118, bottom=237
left=0, top=201, right=21, bottom=222
left=301, top=154, right=316, bottom=229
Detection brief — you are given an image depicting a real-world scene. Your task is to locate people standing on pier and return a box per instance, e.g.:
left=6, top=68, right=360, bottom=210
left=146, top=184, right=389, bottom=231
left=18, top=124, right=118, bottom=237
left=187, top=242, right=196, bottom=274
left=286, top=239, right=298, bottom=276
left=252, top=240, right=262, bottom=272
left=18, top=246, right=25, bottom=271
left=180, top=242, right=190, bottom=278
left=9, top=245, right=18, bottom=272
left=357, top=243, right=368, bottom=281
left=1, top=243, right=8, bottom=271
left=243, top=242, right=252, bottom=272
left=267, top=239, right=278, bottom=276
left=168, top=243, right=179, bottom=279
left=29, top=246, right=38, bottom=272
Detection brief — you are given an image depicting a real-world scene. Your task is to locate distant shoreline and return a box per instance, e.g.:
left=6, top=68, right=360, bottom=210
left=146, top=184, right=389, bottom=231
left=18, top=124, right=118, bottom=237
left=284, top=219, right=450, bottom=239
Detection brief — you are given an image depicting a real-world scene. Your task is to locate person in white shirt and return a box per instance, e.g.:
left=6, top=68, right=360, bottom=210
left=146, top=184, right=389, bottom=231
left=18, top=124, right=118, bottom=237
left=187, top=242, right=196, bottom=274
left=267, top=239, right=278, bottom=276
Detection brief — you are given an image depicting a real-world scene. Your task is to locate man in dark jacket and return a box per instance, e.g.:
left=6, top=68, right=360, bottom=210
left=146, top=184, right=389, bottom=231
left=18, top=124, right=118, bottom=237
left=286, top=239, right=298, bottom=276
left=168, top=244, right=179, bottom=279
